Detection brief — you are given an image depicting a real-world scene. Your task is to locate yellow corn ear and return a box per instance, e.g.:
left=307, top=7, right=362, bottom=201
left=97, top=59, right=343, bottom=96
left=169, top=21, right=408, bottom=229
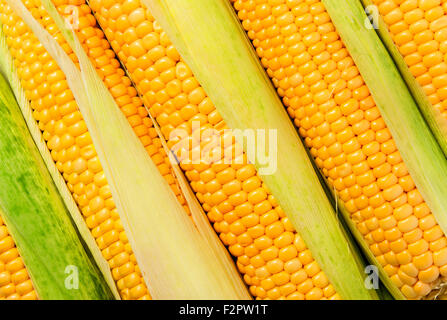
left=230, top=0, right=447, bottom=299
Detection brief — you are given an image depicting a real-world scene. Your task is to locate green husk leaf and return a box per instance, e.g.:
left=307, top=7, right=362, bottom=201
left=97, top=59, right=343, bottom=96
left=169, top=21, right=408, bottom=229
left=7, top=0, right=251, bottom=299
left=0, top=63, right=114, bottom=300
left=0, top=18, right=120, bottom=300
left=143, top=0, right=377, bottom=300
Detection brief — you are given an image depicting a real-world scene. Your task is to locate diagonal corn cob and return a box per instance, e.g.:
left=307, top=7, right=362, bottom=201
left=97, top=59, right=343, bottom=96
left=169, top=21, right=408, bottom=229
left=229, top=0, right=447, bottom=299
left=0, top=0, right=192, bottom=300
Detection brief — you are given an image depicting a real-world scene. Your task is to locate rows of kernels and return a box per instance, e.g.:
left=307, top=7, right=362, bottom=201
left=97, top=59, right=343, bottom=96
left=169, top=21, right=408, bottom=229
left=0, top=215, right=37, bottom=300
left=89, top=0, right=338, bottom=300
left=231, top=0, right=447, bottom=299
left=371, top=0, right=447, bottom=118
left=0, top=0, right=175, bottom=300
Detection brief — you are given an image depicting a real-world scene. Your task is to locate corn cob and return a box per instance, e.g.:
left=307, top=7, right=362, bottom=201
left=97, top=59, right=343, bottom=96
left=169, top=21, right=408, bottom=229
left=0, top=0, right=191, bottom=300
left=0, top=214, right=36, bottom=300
left=227, top=0, right=447, bottom=299
left=86, top=0, right=379, bottom=300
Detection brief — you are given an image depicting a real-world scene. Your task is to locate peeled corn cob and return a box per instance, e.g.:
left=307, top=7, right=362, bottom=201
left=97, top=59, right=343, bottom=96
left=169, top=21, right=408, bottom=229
left=0, top=0, right=192, bottom=300
left=0, top=214, right=36, bottom=300
left=88, top=0, right=380, bottom=300
left=229, top=0, right=447, bottom=299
